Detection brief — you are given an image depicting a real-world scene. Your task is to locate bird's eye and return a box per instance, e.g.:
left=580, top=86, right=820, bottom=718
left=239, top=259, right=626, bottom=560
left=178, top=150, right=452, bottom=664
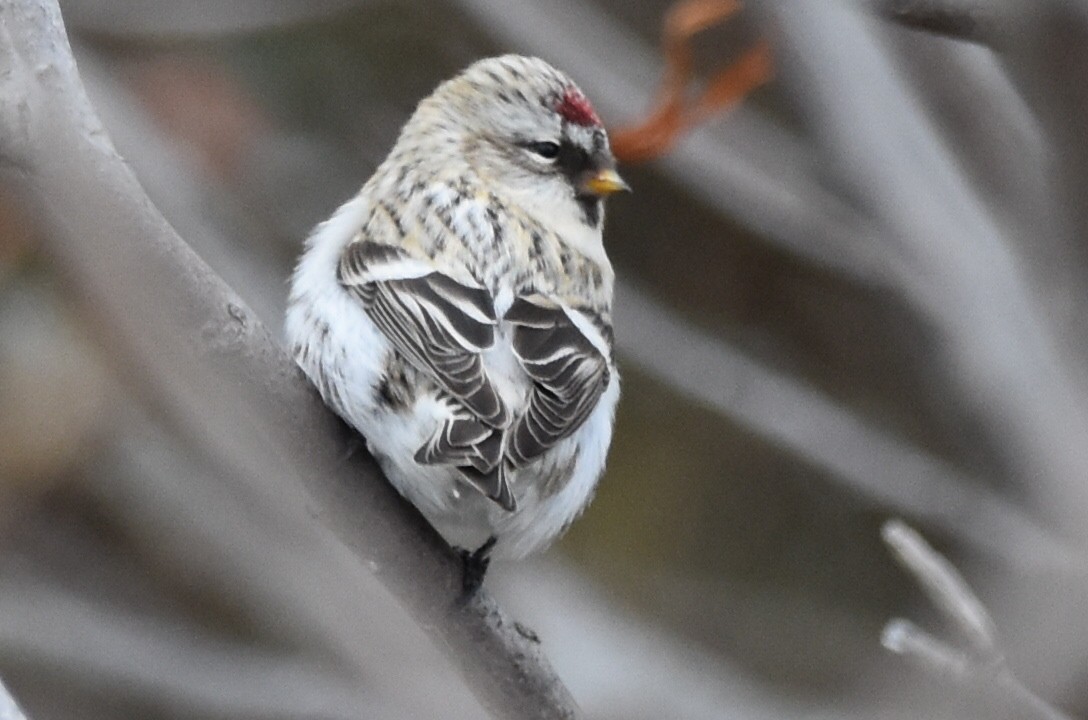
left=527, top=141, right=560, bottom=161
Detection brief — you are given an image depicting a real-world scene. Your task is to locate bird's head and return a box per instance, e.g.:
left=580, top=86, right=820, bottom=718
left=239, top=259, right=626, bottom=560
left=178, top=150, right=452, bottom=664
left=405, top=55, right=629, bottom=229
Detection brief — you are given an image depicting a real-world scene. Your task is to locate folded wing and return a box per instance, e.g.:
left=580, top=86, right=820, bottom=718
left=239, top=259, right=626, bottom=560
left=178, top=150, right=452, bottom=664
left=504, top=295, right=612, bottom=468
left=339, top=243, right=612, bottom=512
left=339, top=241, right=509, bottom=426
left=339, top=241, right=514, bottom=508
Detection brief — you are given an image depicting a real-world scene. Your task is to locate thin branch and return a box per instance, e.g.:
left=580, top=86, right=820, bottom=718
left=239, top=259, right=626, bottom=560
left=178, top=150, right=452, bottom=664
left=883, top=520, right=998, bottom=657
left=873, top=0, right=1088, bottom=56
left=0, top=1, right=577, bottom=718
left=609, top=0, right=773, bottom=163
left=881, top=520, right=1072, bottom=720
left=881, top=618, right=977, bottom=679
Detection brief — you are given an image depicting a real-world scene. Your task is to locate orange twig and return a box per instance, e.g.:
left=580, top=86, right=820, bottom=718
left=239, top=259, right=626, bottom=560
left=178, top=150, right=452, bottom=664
left=611, top=0, right=773, bottom=163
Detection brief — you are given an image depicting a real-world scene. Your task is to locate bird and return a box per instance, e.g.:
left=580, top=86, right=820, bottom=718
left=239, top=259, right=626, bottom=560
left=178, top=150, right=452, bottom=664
left=285, top=55, right=626, bottom=591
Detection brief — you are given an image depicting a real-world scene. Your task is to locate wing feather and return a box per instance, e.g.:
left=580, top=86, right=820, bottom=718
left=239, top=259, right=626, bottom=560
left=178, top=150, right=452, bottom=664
left=339, top=242, right=612, bottom=511
left=505, top=296, right=612, bottom=467
left=339, top=241, right=510, bottom=428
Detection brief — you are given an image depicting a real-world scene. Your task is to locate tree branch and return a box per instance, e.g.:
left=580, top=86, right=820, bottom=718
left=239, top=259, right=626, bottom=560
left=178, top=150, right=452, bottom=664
left=0, top=1, right=578, bottom=718
left=881, top=520, right=1072, bottom=720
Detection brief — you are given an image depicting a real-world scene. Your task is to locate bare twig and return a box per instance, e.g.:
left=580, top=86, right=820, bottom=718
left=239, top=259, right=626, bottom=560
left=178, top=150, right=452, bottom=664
left=0, top=1, right=577, bottom=718
left=609, top=0, right=773, bottom=163
left=881, top=519, right=1072, bottom=720
left=883, top=520, right=998, bottom=657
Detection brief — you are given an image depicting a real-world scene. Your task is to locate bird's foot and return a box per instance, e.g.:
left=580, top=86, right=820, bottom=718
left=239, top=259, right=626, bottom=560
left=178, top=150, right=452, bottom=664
left=339, top=432, right=367, bottom=464
left=458, top=536, right=497, bottom=598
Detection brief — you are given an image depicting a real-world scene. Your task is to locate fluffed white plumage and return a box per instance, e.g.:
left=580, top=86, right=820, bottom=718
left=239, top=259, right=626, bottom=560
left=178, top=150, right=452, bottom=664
left=286, top=55, right=625, bottom=562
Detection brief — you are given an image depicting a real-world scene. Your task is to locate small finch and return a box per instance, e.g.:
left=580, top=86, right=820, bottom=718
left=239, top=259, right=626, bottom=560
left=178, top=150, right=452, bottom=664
left=286, top=55, right=626, bottom=590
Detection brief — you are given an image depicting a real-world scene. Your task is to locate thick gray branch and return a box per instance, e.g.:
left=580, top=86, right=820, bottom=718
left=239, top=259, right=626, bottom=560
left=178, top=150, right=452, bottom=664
left=0, top=1, right=577, bottom=718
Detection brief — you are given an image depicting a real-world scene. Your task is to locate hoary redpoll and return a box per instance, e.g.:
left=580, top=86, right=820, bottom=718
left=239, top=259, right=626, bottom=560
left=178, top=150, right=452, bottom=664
left=286, top=55, right=626, bottom=589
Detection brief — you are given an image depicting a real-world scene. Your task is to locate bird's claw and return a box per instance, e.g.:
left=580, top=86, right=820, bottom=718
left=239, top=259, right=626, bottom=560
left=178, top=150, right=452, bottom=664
left=458, top=536, right=497, bottom=597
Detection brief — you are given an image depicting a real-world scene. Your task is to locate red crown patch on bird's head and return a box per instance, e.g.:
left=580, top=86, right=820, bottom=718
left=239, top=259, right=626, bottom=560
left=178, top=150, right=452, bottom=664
left=556, top=88, right=601, bottom=127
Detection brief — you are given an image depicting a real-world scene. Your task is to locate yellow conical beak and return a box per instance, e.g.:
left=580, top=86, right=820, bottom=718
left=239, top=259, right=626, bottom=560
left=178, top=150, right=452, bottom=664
left=582, top=168, right=631, bottom=197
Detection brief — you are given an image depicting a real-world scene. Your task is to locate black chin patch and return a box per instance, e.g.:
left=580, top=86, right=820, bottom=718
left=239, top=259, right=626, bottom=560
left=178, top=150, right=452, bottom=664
left=554, top=138, right=605, bottom=228
left=552, top=128, right=613, bottom=228
left=576, top=195, right=602, bottom=228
